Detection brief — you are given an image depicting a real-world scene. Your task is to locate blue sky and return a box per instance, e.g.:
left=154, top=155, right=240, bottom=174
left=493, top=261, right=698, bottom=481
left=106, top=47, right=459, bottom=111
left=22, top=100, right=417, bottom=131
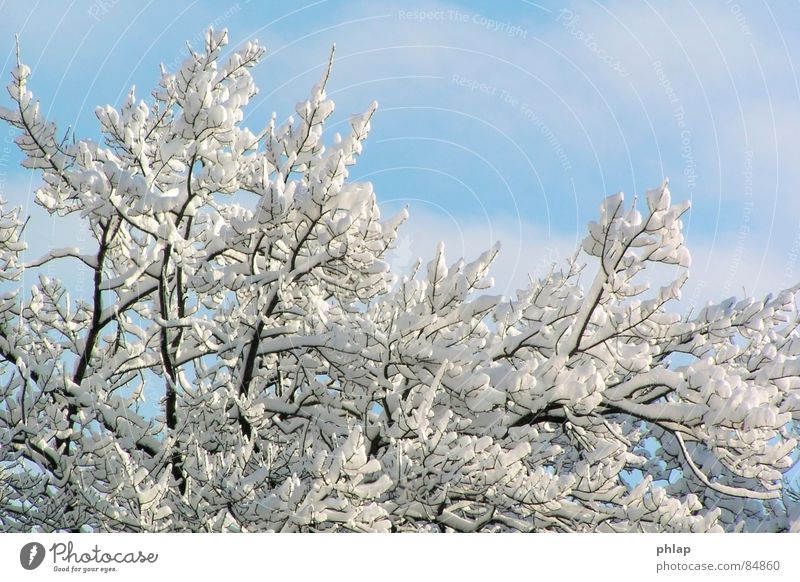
left=2, top=0, right=800, bottom=304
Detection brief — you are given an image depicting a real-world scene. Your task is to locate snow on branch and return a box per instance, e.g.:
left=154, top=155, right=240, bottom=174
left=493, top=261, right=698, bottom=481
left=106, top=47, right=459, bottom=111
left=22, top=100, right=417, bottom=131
left=0, top=28, right=798, bottom=533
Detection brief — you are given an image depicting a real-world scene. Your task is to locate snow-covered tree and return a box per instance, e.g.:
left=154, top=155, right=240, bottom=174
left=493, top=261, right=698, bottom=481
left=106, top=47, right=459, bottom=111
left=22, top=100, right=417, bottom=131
left=1, top=29, right=798, bottom=533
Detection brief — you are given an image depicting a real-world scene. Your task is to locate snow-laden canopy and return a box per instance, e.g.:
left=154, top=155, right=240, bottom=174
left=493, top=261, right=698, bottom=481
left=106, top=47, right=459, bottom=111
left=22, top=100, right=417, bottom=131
left=0, top=29, right=798, bottom=532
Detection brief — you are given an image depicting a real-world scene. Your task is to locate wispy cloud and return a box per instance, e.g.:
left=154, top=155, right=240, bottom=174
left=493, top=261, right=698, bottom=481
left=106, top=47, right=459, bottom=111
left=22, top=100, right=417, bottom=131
left=2, top=0, right=799, bottom=304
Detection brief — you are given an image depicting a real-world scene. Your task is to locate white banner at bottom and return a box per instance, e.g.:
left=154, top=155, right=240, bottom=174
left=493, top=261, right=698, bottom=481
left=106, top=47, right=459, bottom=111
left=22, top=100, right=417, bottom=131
left=1, top=532, right=798, bottom=581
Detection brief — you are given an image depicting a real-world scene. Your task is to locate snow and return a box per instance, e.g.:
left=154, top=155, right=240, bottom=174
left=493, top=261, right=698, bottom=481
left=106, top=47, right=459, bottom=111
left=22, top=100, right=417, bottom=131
left=0, top=26, right=798, bottom=534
